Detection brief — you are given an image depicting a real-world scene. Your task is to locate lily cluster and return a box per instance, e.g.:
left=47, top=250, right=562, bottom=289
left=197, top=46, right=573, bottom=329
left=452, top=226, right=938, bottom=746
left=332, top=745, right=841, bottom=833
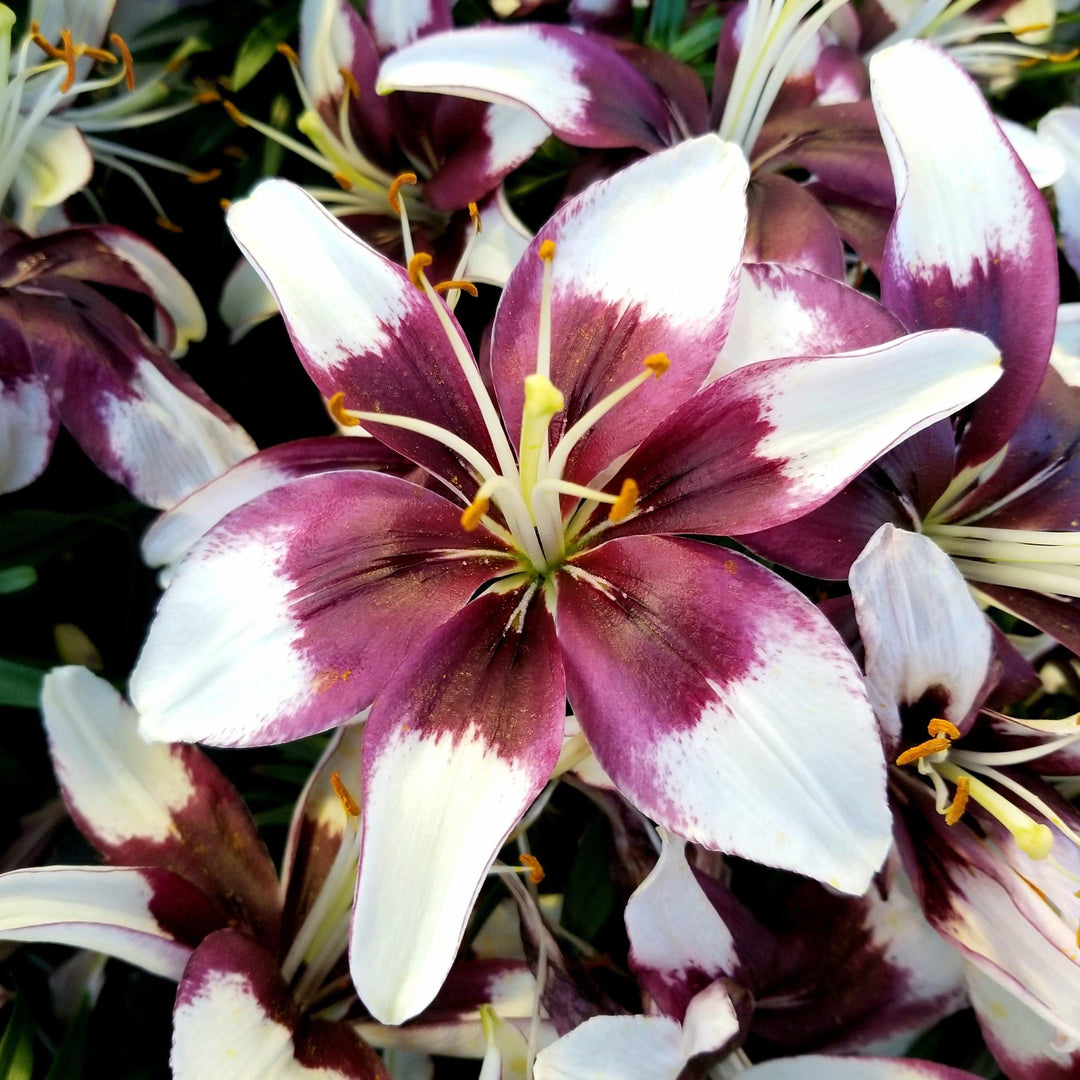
left=3, top=1, right=1080, bottom=1080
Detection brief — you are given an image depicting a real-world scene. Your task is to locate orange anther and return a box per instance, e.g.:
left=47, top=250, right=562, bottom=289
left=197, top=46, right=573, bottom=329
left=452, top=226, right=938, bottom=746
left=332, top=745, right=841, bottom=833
left=155, top=216, right=183, bottom=234
left=944, top=776, right=971, bottom=826
left=1009, top=22, right=1051, bottom=35
left=608, top=478, right=639, bottom=523
left=30, top=24, right=64, bottom=59
left=59, top=29, right=77, bottom=92
left=433, top=279, right=479, bottom=297
left=187, top=168, right=221, bottom=185
left=538, top=239, right=555, bottom=262
left=81, top=46, right=117, bottom=63
left=327, top=391, right=361, bottom=427
left=222, top=100, right=249, bottom=127
left=219, top=198, right=232, bottom=212
left=642, top=353, right=670, bottom=378
left=194, top=88, right=222, bottom=104
left=332, top=172, right=354, bottom=191
left=109, top=33, right=136, bottom=89
left=338, top=66, right=361, bottom=98
left=927, top=718, right=961, bottom=741
left=407, top=252, right=433, bottom=288
left=330, top=771, right=360, bottom=817
left=519, top=853, right=545, bottom=885
left=388, top=171, right=418, bottom=214
left=468, top=202, right=482, bottom=232
left=1051, top=47, right=1080, bottom=62
left=276, top=42, right=300, bottom=65
left=461, top=496, right=490, bottom=532
left=895, top=737, right=951, bottom=767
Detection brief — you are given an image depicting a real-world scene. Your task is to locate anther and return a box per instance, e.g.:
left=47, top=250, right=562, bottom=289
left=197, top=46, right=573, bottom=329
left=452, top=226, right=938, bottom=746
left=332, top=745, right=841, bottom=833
left=59, top=28, right=76, bottom=92
left=330, top=771, right=360, bottom=818
left=388, top=171, right=418, bottom=214
left=81, top=46, right=117, bottom=63
left=194, top=88, right=221, bottom=104
left=519, top=853, right=545, bottom=885
left=643, top=352, right=670, bottom=378
left=608, top=478, right=640, bottom=523
left=219, top=198, right=232, bottom=212
left=434, top=279, right=478, bottom=297
left=276, top=42, right=300, bottom=64
left=338, top=66, right=361, bottom=98
left=187, top=168, right=221, bottom=185
left=222, top=100, right=249, bottom=127
left=469, top=202, right=482, bottom=232
left=461, top=495, right=490, bottom=532
left=1051, top=48, right=1080, bottom=62
left=895, top=737, right=951, bottom=767
left=945, top=776, right=970, bottom=826
left=109, top=32, right=135, bottom=90
left=332, top=172, right=353, bottom=191
left=327, top=391, right=361, bottom=427
left=155, top=216, right=182, bottom=234
left=927, top=718, right=962, bottom=741
left=407, top=252, right=433, bottom=288
left=30, top=24, right=64, bottom=59
left=538, top=239, right=555, bottom=262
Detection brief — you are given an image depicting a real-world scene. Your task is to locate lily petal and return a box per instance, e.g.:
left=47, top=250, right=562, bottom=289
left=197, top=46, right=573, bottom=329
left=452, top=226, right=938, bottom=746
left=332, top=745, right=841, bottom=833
left=11, top=123, right=93, bottom=234
left=352, top=588, right=565, bottom=1024
left=132, top=471, right=512, bottom=747
left=492, top=134, right=748, bottom=486
left=0, top=316, right=55, bottom=493
left=0, top=865, right=223, bottom=980
left=558, top=536, right=891, bottom=894
left=366, top=0, right=451, bottom=52
left=377, top=25, right=680, bottom=150
left=743, top=1056, right=985, bottom=1079
left=1039, top=107, right=1080, bottom=278
left=42, top=667, right=280, bottom=941
left=533, top=1015, right=685, bottom=1080
left=871, top=41, right=1057, bottom=469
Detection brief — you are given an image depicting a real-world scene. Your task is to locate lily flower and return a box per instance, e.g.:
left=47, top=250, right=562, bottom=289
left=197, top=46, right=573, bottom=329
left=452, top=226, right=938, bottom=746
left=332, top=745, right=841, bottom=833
left=130, top=133, right=1001, bottom=1024
left=0, top=218, right=255, bottom=505
left=219, top=0, right=548, bottom=339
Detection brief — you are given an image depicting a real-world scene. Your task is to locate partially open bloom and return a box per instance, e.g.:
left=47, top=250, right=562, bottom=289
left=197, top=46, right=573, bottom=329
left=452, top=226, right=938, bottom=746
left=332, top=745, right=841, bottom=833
left=131, top=134, right=1000, bottom=1024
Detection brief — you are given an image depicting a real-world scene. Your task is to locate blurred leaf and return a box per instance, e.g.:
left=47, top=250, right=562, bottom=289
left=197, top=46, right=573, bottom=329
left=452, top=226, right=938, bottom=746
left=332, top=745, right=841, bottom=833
left=231, top=8, right=299, bottom=91
left=0, top=567, right=36, bottom=594
left=647, top=0, right=688, bottom=50
left=561, top=818, right=614, bottom=942
left=0, top=506, right=142, bottom=570
left=0, top=994, right=33, bottom=1080
left=0, top=659, right=47, bottom=709
left=669, top=9, right=722, bottom=65
left=42, top=998, right=91, bottom=1080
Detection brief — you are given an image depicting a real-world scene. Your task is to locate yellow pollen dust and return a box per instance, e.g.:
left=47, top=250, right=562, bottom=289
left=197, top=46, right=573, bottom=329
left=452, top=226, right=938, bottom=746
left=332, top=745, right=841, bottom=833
left=895, top=736, right=951, bottom=767
left=538, top=239, right=556, bottom=262
left=461, top=495, right=489, bottom=532
left=519, top=853, right=545, bottom=884
left=330, top=771, right=360, bottom=817
left=408, top=252, right=433, bottom=288
left=608, top=478, right=640, bottom=523
left=109, top=32, right=135, bottom=90
left=276, top=41, right=300, bottom=65
left=643, top=352, right=670, bottom=378
left=327, top=391, right=361, bottom=427
left=338, top=66, right=361, bottom=98
left=434, top=279, right=478, bottom=297
left=388, top=171, right=418, bottom=214
left=945, top=776, right=971, bottom=826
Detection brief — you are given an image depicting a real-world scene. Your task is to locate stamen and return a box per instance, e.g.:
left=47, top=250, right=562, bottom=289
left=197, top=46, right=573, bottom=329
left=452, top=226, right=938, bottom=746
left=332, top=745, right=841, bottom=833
left=109, top=32, right=135, bottom=90
left=187, top=168, right=221, bottom=184
left=81, top=46, right=117, bottom=63
left=330, top=771, right=360, bottom=817
left=58, top=29, right=76, bottom=93
left=332, top=171, right=353, bottom=191
left=461, top=496, right=490, bottom=532
left=519, top=374, right=565, bottom=509
left=944, top=776, right=970, bottom=825
left=194, top=88, right=221, bottom=104
left=469, top=201, right=482, bottom=232
left=896, top=737, right=952, bottom=766
left=219, top=198, right=232, bottom=211
left=327, top=391, right=361, bottom=427
left=643, top=352, right=670, bottom=378
left=30, top=23, right=64, bottom=59
left=338, top=66, right=360, bottom=98
left=928, top=718, right=962, bottom=740
left=433, top=279, right=478, bottom=297
left=538, top=239, right=555, bottom=262
left=155, top=216, right=182, bottom=233
left=222, top=100, right=249, bottom=127
left=407, top=252, right=432, bottom=288
left=276, top=42, right=300, bottom=65
left=608, top=479, right=639, bottom=523
left=388, top=171, right=418, bottom=214
left=519, top=853, right=545, bottom=884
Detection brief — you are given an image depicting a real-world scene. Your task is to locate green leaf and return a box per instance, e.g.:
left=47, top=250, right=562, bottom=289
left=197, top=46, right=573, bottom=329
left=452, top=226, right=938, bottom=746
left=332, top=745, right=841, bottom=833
left=0, top=566, right=36, bottom=594
left=0, top=658, right=47, bottom=709
left=0, top=505, right=143, bottom=570
left=231, top=8, right=299, bottom=91
left=0, top=995, right=34, bottom=1080
left=647, top=0, right=688, bottom=50
left=42, top=997, right=91, bottom=1080
left=561, top=818, right=615, bottom=942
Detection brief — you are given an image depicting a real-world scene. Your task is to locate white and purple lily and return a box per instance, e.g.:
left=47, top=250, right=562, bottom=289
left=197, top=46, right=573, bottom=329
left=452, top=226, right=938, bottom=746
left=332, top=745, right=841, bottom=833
left=129, top=133, right=1002, bottom=1025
